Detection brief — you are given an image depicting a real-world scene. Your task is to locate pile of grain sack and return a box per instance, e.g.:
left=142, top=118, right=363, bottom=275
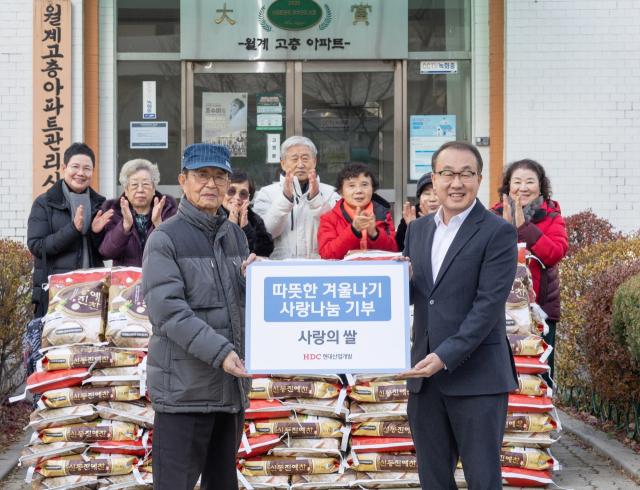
left=500, top=244, right=561, bottom=487
left=238, top=373, right=414, bottom=489
left=239, top=374, right=350, bottom=489
left=11, top=267, right=154, bottom=490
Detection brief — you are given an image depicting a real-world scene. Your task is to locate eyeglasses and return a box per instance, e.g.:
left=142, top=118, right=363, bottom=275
left=227, top=187, right=250, bottom=200
left=189, top=171, right=229, bottom=187
left=129, top=181, right=154, bottom=190
left=435, top=170, right=477, bottom=184
left=68, top=164, right=93, bottom=175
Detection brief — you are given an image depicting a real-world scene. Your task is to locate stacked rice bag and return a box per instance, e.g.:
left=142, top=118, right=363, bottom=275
left=239, top=374, right=351, bottom=489
left=10, top=268, right=153, bottom=490
left=505, top=245, right=549, bottom=338
left=501, top=246, right=561, bottom=487
left=345, top=374, right=419, bottom=489
left=106, top=267, right=152, bottom=351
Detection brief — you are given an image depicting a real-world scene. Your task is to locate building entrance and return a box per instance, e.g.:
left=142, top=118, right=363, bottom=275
left=183, top=60, right=403, bottom=211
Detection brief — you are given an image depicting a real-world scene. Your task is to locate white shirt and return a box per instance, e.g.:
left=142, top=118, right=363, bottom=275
left=431, top=199, right=477, bottom=282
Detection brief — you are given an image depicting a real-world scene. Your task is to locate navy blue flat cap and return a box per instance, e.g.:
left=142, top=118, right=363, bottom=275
left=182, top=143, right=232, bottom=173
left=416, top=173, right=433, bottom=197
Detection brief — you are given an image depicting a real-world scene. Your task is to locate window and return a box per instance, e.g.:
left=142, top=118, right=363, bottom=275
left=406, top=0, right=472, bottom=195
left=408, top=0, right=471, bottom=52
left=117, top=61, right=182, bottom=189
left=193, top=71, right=288, bottom=188
left=117, top=0, right=180, bottom=53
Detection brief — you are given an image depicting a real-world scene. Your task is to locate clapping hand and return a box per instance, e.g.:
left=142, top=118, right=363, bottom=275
left=402, top=202, right=417, bottom=224
left=92, top=209, right=114, bottom=233
left=283, top=169, right=294, bottom=200
left=73, top=206, right=84, bottom=232
left=228, top=201, right=239, bottom=225
left=121, top=197, right=133, bottom=232
left=308, top=169, right=319, bottom=199
left=151, top=195, right=166, bottom=228
left=352, top=207, right=378, bottom=240
left=239, top=200, right=249, bottom=228
left=503, top=194, right=525, bottom=228
left=400, top=353, right=445, bottom=378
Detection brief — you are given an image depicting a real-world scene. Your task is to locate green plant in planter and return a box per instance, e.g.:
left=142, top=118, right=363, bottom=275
left=612, top=273, right=640, bottom=360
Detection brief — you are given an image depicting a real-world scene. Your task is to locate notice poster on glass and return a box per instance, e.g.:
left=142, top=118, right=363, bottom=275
left=410, top=115, right=456, bottom=180
left=321, top=141, right=350, bottom=163
left=130, top=122, right=168, bottom=149
left=202, top=92, right=248, bottom=157
left=257, top=93, right=283, bottom=130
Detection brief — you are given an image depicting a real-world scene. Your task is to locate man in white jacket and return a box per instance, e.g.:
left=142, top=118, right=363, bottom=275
left=253, top=136, right=340, bottom=259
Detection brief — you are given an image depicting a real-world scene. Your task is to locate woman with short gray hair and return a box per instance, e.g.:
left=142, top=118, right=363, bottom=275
left=99, top=158, right=177, bottom=266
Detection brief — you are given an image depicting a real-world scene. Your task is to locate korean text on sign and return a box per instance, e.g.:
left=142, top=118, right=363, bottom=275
left=264, top=276, right=391, bottom=322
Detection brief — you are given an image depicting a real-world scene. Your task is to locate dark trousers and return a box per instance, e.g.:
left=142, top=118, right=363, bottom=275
left=407, top=377, right=508, bottom=490
left=153, top=410, right=245, bottom=490
left=542, top=320, right=557, bottom=383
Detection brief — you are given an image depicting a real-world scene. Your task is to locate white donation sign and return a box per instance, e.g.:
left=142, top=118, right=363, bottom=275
left=246, top=260, right=410, bottom=374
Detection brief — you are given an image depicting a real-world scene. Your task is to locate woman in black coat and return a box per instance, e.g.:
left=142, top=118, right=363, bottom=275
left=27, top=143, right=113, bottom=318
left=222, top=168, right=274, bottom=257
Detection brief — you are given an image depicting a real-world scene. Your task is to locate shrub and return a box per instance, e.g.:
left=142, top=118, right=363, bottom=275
left=564, top=209, right=623, bottom=257
left=611, top=273, right=640, bottom=360
left=557, top=236, right=640, bottom=386
left=0, top=239, right=33, bottom=405
left=576, top=260, right=640, bottom=405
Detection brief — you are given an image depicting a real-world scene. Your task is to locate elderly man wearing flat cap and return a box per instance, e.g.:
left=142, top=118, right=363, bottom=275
left=143, top=143, right=255, bottom=490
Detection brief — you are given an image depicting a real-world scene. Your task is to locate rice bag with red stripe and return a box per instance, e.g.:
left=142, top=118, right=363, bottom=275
left=240, top=456, right=340, bottom=476
left=348, top=381, right=408, bottom=403
left=348, top=451, right=418, bottom=472
left=238, top=434, right=281, bottom=458
left=501, top=467, right=553, bottom=487
left=351, top=421, right=411, bottom=438
left=514, top=355, right=550, bottom=375
left=246, top=399, right=293, bottom=420
left=270, top=437, right=342, bottom=458
left=90, top=439, right=150, bottom=456
left=249, top=378, right=342, bottom=400
left=508, top=394, right=554, bottom=413
left=351, top=436, right=415, bottom=454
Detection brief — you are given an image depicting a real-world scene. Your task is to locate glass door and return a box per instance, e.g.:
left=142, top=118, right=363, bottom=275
left=186, top=60, right=404, bottom=219
left=299, top=61, right=403, bottom=214
left=186, top=62, right=293, bottom=188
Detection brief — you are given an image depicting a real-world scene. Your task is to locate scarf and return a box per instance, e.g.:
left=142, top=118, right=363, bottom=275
left=62, top=181, right=92, bottom=269
left=507, top=195, right=545, bottom=226
left=343, top=201, right=374, bottom=250
left=133, top=211, right=150, bottom=251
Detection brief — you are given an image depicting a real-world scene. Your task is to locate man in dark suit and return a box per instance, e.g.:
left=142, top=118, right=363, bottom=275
left=398, top=140, right=518, bottom=489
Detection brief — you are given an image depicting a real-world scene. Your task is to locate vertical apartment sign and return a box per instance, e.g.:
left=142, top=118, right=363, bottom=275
left=33, top=0, right=72, bottom=200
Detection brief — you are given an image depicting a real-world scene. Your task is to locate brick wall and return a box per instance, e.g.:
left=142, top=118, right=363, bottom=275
left=0, top=0, right=83, bottom=242
left=505, top=0, right=640, bottom=232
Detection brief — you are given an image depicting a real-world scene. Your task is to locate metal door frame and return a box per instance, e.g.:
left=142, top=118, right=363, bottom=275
left=183, top=60, right=406, bottom=218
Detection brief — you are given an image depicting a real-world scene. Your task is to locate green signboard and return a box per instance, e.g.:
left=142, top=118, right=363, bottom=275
left=266, top=0, right=323, bottom=31
left=181, top=0, right=408, bottom=60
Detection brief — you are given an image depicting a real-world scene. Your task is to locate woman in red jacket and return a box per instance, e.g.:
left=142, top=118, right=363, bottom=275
left=492, top=159, right=568, bottom=381
left=318, top=162, right=398, bottom=260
